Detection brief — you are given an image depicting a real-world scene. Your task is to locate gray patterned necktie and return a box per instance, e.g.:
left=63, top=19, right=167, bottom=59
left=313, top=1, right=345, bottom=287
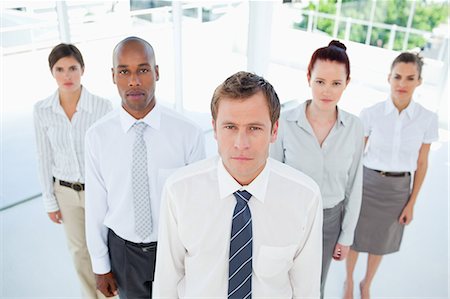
left=132, top=122, right=152, bottom=239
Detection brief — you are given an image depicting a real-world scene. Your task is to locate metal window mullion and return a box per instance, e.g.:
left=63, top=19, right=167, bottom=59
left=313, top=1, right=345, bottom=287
left=365, top=0, right=377, bottom=45
left=333, top=0, right=342, bottom=38
left=172, top=1, right=183, bottom=113
left=56, top=0, right=71, bottom=43
left=403, top=0, right=416, bottom=51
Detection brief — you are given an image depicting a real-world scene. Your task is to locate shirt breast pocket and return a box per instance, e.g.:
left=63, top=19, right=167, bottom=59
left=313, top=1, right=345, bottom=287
left=254, top=245, right=297, bottom=278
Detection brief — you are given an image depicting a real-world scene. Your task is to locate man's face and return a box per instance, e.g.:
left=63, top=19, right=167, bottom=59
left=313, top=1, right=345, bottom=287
left=112, top=41, right=159, bottom=118
left=213, top=91, right=278, bottom=185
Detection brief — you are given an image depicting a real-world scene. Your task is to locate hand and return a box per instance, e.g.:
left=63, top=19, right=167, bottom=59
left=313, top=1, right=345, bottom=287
left=95, top=272, right=119, bottom=297
left=399, top=202, right=414, bottom=225
left=332, top=243, right=350, bottom=261
left=48, top=211, right=63, bottom=224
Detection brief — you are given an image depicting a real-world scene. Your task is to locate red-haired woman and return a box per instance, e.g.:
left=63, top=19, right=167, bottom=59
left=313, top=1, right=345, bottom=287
left=271, top=40, right=364, bottom=298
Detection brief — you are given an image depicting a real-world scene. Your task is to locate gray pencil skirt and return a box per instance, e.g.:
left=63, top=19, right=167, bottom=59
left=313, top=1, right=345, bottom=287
left=351, top=167, right=411, bottom=255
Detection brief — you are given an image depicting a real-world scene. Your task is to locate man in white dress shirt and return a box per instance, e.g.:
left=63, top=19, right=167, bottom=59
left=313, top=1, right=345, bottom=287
left=154, top=71, right=323, bottom=298
left=85, top=37, right=205, bottom=298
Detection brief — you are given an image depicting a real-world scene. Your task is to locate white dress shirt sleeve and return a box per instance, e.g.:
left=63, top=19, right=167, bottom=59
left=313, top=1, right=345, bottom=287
left=339, top=121, right=364, bottom=245
left=85, top=129, right=111, bottom=274
left=188, top=128, right=207, bottom=163
left=423, top=112, right=439, bottom=143
left=359, top=108, right=371, bottom=137
left=154, top=183, right=186, bottom=298
left=33, top=106, right=59, bottom=212
left=290, top=191, right=323, bottom=298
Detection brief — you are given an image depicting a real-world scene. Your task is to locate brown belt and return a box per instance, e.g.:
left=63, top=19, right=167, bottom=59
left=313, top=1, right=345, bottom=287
left=372, top=169, right=410, bottom=177
left=53, top=177, right=85, bottom=191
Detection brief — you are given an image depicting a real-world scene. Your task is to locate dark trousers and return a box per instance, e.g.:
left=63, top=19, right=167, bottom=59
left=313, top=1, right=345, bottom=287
left=108, top=229, right=157, bottom=299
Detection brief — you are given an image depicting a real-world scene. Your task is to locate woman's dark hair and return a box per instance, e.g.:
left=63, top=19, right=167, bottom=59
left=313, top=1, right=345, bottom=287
left=48, top=43, right=85, bottom=70
left=391, top=52, right=424, bottom=79
left=307, top=40, right=350, bottom=80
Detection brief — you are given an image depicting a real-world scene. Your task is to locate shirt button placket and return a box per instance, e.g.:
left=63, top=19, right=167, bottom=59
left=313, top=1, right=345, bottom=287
left=392, top=116, right=402, bottom=168
left=70, top=123, right=81, bottom=181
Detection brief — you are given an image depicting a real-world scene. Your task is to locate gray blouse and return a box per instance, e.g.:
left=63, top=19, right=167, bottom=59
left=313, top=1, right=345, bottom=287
left=270, top=100, right=364, bottom=245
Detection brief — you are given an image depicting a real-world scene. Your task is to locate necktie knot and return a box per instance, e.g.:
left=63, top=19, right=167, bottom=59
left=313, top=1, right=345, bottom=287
left=133, top=121, right=148, bottom=137
left=233, top=190, right=252, bottom=205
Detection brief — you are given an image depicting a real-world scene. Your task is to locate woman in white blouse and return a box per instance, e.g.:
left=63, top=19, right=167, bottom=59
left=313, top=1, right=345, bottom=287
left=271, top=40, right=364, bottom=299
left=33, top=43, right=112, bottom=298
left=344, top=52, right=439, bottom=299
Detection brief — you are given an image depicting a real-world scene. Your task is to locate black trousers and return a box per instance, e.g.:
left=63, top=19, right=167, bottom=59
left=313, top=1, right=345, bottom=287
left=108, top=229, right=157, bottom=299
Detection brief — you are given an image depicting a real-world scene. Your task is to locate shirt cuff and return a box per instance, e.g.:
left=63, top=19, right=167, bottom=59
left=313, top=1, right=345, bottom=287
left=43, top=195, right=59, bottom=213
left=422, top=137, right=439, bottom=144
left=91, top=254, right=112, bottom=274
left=337, top=231, right=354, bottom=246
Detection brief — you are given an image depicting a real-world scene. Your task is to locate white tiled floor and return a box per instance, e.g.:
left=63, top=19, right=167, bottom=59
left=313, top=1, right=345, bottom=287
left=1, top=129, right=448, bottom=298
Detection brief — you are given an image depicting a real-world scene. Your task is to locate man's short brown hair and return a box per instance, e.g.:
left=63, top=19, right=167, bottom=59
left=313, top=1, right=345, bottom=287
left=211, top=71, right=280, bottom=127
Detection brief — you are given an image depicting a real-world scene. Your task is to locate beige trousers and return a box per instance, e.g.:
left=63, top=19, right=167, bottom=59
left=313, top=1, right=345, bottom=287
left=54, top=181, right=108, bottom=299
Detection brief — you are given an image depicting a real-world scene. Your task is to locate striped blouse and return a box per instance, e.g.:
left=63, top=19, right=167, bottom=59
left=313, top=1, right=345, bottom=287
left=33, top=86, right=112, bottom=212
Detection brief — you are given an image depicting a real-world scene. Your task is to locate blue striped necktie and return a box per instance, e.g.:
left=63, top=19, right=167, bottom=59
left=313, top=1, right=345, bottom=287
left=228, top=190, right=253, bottom=299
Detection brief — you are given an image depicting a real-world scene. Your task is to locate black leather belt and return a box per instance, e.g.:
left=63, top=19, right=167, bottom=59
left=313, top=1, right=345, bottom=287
left=109, top=229, right=157, bottom=252
left=373, top=169, right=410, bottom=177
left=53, top=177, right=85, bottom=191
left=126, top=240, right=157, bottom=252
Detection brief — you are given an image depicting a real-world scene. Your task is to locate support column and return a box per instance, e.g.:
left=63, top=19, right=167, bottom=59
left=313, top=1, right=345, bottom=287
left=247, top=1, right=274, bottom=76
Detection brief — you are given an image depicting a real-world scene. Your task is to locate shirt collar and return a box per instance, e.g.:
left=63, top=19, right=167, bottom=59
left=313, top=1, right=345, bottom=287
left=384, top=97, right=416, bottom=119
left=287, top=99, right=346, bottom=128
left=76, top=86, right=92, bottom=113
left=49, top=91, right=66, bottom=116
left=42, top=86, right=91, bottom=114
left=119, top=102, right=161, bottom=133
left=335, top=105, right=346, bottom=127
left=404, top=100, right=416, bottom=119
left=217, top=157, right=270, bottom=204
left=49, top=91, right=61, bottom=114
left=287, top=100, right=308, bottom=129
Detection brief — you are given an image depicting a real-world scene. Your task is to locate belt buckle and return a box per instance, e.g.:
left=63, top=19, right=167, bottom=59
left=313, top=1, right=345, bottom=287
left=142, top=243, right=156, bottom=252
left=380, top=171, right=387, bottom=176
left=71, top=182, right=83, bottom=191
